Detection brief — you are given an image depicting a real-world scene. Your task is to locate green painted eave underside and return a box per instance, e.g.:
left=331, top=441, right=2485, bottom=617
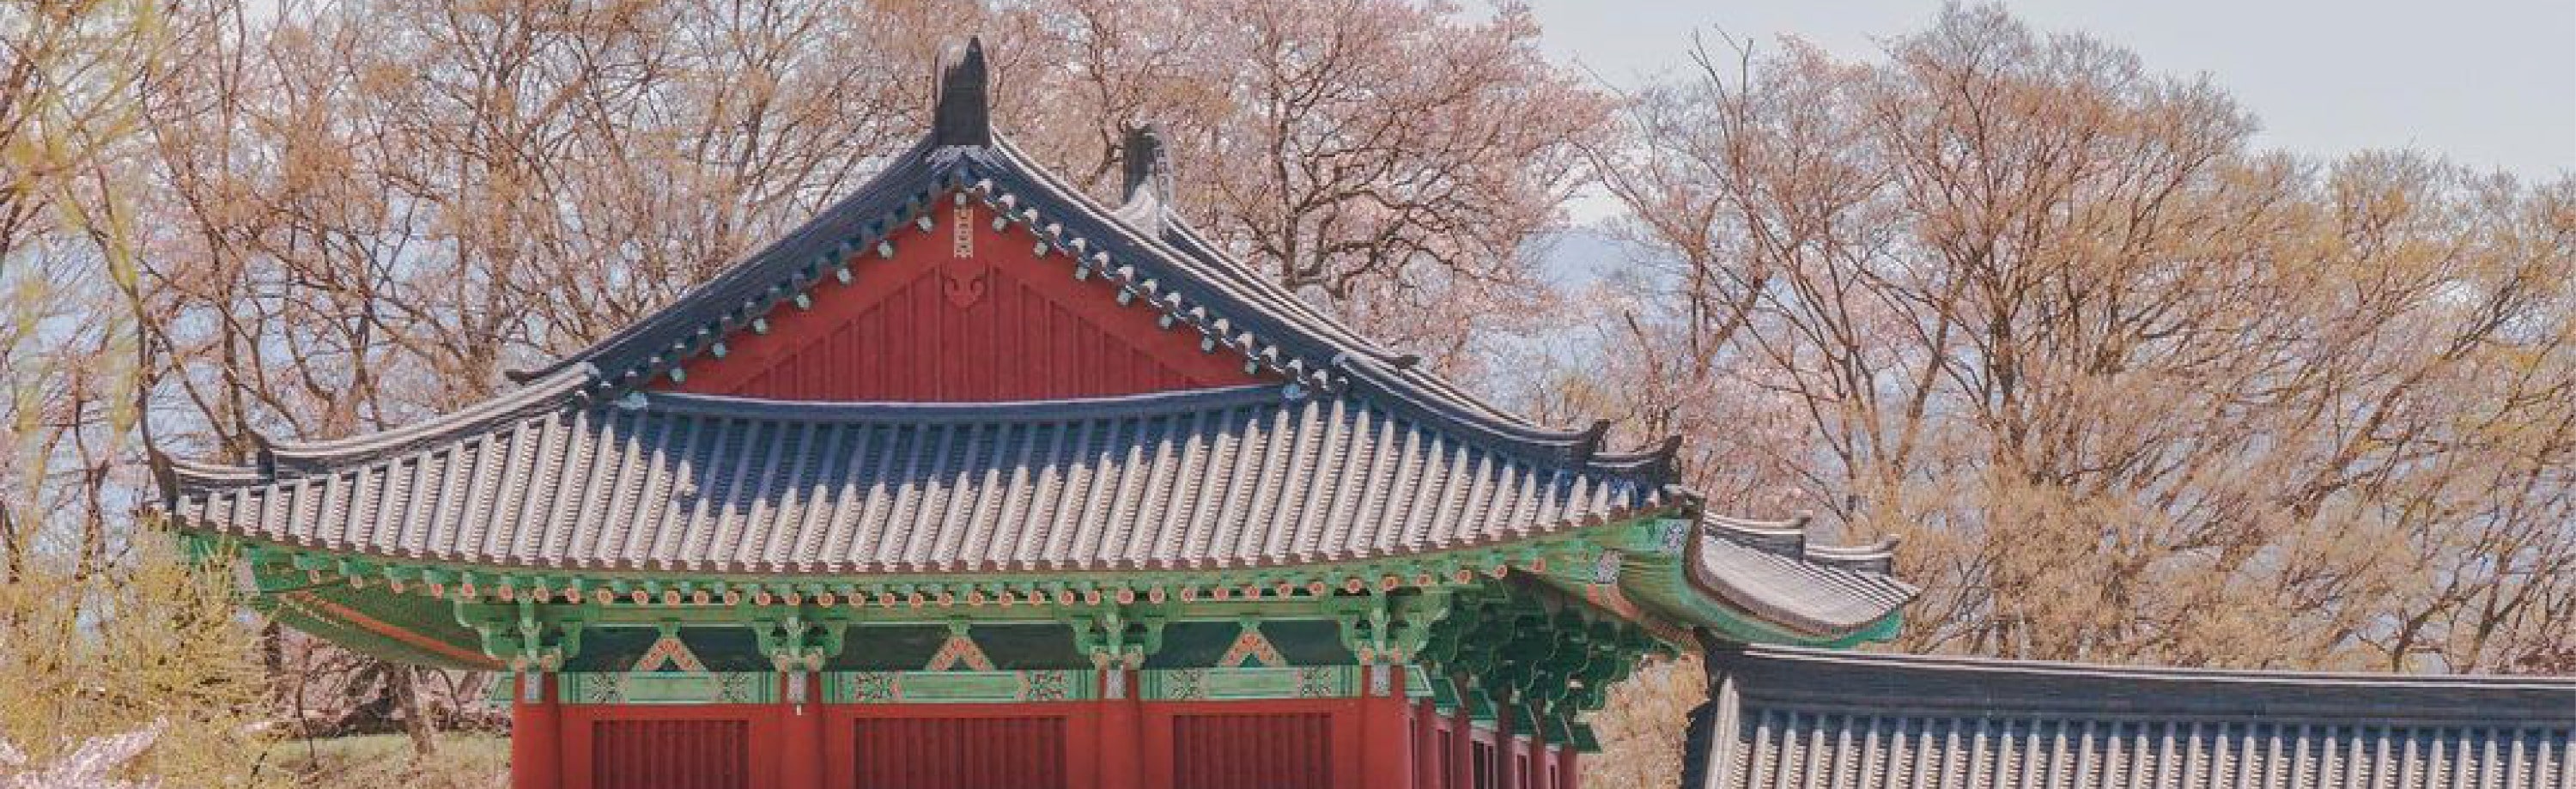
left=185, top=512, right=1898, bottom=665
left=1525, top=517, right=1903, bottom=649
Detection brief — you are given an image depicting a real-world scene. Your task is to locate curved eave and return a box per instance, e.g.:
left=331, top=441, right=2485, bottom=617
left=267, top=365, right=598, bottom=470
left=1680, top=529, right=1915, bottom=641
left=160, top=452, right=265, bottom=489
left=172, top=513, right=1686, bottom=618
left=243, top=561, right=501, bottom=671
left=161, top=364, right=598, bottom=493
left=167, top=498, right=1688, bottom=579
left=158, top=383, right=1678, bottom=576
left=1607, top=514, right=1914, bottom=647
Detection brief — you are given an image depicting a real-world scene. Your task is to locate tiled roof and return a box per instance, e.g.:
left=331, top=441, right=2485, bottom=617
left=502, top=126, right=1670, bottom=473
left=1684, top=641, right=2576, bottom=789
left=147, top=43, right=1911, bottom=649
left=164, top=384, right=1676, bottom=574
left=1688, top=517, right=1917, bottom=638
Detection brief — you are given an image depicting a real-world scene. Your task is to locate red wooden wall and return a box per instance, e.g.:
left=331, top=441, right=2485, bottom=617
left=591, top=719, right=753, bottom=789
left=662, top=197, right=1268, bottom=402
left=557, top=704, right=786, bottom=789
left=517, top=690, right=1575, bottom=789
left=825, top=702, right=1102, bottom=789
left=1143, top=701, right=1361, bottom=789
left=847, top=715, right=1069, bottom=789
left=1167, top=713, right=1335, bottom=789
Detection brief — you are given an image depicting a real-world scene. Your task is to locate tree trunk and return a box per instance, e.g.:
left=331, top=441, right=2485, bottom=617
left=392, top=665, right=441, bottom=757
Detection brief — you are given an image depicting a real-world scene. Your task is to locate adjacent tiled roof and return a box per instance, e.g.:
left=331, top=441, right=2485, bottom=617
left=163, top=384, right=1676, bottom=573
left=1683, top=641, right=2576, bottom=789
left=1687, top=516, right=1917, bottom=638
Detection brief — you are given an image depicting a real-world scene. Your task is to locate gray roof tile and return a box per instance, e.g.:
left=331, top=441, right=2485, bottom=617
left=1686, top=516, right=1918, bottom=637
left=1685, top=641, right=2576, bottom=789
left=170, top=385, right=1671, bottom=574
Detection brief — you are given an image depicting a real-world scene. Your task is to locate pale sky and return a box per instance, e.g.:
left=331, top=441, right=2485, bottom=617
left=1527, top=1, right=2575, bottom=191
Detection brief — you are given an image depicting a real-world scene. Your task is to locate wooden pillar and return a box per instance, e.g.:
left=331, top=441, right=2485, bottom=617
left=1447, top=675, right=1474, bottom=789
left=779, top=671, right=824, bottom=789
left=1097, top=665, right=1144, bottom=788
left=1413, top=699, right=1443, bottom=789
left=1527, top=708, right=1551, bottom=789
left=1359, top=663, right=1415, bottom=787
left=509, top=671, right=561, bottom=789
left=1558, top=746, right=1579, bottom=789
left=1491, top=689, right=1516, bottom=789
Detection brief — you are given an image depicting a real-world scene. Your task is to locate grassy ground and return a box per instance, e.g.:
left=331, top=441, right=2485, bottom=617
left=261, top=733, right=509, bottom=789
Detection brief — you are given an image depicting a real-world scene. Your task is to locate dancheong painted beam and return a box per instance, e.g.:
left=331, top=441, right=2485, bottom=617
left=153, top=33, right=2576, bottom=789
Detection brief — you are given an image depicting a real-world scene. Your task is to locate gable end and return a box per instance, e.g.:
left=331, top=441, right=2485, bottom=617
left=659, top=191, right=1270, bottom=402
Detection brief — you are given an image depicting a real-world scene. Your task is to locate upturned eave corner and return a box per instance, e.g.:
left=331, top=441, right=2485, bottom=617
left=1580, top=509, right=1915, bottom=650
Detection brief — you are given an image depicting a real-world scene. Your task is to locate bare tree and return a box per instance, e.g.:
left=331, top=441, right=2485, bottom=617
left=1582, top=5, right=2576, bottom=672
left=0, top=2, right=282, bottom=785
left=125, top=0, right=1618, bottom=763
left=1003, top=0, right=1613, bottom=371
left=135, top=0, right=946, bottom=757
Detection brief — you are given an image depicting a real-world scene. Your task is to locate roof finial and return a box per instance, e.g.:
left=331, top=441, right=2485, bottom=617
left=1121, top=124, right=1170, bottom=204
left=933, top=37, right=991, bottom=147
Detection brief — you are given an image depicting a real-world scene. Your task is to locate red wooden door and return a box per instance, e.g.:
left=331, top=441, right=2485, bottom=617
left=1168, top=713, right=1337, bottom=789
left=847, top=716, right=1069, bottom=789
left=589, top=719, right=754, bottom=789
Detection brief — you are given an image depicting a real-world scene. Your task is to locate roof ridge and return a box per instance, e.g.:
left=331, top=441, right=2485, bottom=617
left=981, top=137, right=1388, bottom=360
left=635, top=383, right=1291, bottom=423
left=1702, top=512, right=1901, bottom=569
left=265, top=365, right=595, bottom=461
left=520, top=137, right=947, bottom=385
left=971, top=137, right=1680, bottom=481
left=982, top=136, right=1687, bottom=464
left=167, top=364, right=598, bottom=488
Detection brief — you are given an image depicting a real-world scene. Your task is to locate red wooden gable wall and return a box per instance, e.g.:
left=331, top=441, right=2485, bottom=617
left=661, top=197, right=1269, bottom=402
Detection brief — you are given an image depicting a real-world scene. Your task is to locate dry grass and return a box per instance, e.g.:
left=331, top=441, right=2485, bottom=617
left=263, top=734, right=509, bottom=789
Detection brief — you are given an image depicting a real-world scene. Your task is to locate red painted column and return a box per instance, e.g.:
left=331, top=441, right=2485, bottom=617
left=1558, top=746, right=1579, bottom=789
left=1447, top=676, right=1474, bottom=789
left=1097, top=665, right=1144, bottom=788
left=1491, top=691, right=1516, bottom=789
left=779, top=671, right=824, bottom=789
left=1359, top=664, right=1415, bottom=787
left=1413, top=699, right=1442, bottom=789
left=510, top=671, right=561, bottom=789
left=1528, top=713, right=1551, bottom=789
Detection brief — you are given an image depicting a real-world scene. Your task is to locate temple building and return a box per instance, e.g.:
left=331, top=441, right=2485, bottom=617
left=153, top=40, right=2570, bottom=789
